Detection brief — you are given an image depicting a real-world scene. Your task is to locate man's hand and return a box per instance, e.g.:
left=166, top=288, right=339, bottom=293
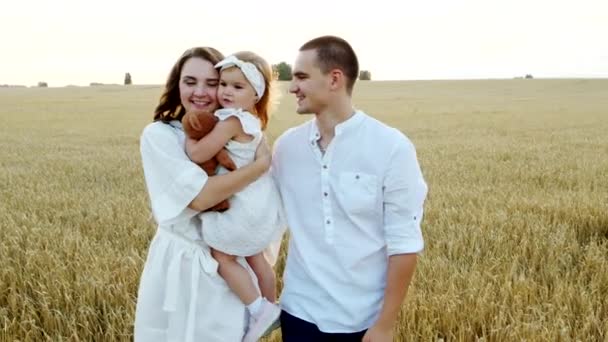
left=363, top=253, right=417, bottom=342
left=362, top=323, right=394, bottom=342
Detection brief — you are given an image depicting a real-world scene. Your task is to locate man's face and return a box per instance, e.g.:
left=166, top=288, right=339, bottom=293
left=289, top=50, right=331, bottom=114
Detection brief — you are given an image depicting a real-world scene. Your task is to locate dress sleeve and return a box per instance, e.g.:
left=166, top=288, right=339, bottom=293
left=140, top=122, right=208, bottom=225
left=214, top=108, right=262, bottom=137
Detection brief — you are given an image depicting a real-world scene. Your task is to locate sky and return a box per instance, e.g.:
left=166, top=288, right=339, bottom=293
left=1, top=0, right=607, bottom=86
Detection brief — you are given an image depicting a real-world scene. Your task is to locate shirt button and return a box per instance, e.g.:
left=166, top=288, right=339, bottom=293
left=323, top=192, right=328, bottom=197
left=326, top=219, right=331, bottom=224
left=355, top=174, right=360, bottom=179
left=323, top=165, right=328, bottom=169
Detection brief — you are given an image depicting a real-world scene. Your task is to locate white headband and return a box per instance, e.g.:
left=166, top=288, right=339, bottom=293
left=215, top=55, right=266, bottom=101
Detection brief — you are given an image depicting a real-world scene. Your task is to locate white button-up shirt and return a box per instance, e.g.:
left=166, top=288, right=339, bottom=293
left=272, top=110, right=428, bottom=333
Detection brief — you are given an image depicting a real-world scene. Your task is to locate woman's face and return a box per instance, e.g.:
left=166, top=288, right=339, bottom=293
left=179, top=57, right=220, bottom=113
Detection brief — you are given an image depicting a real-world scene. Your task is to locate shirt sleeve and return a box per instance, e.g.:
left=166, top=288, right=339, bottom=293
left=140, top=122, right=208, bottom=225
left=383, top=133, right=428, bottom=255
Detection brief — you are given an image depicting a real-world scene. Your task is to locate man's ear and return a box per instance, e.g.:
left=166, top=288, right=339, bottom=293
left=329, top=69, right=345, bottom=91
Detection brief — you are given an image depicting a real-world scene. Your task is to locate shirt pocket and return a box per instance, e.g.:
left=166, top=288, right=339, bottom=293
left=337, top=172, right=378, bottom=215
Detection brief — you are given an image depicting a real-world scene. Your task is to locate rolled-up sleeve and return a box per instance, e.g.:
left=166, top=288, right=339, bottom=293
left=140, top=123, right=208, bottom=225
left=383, top=135, right=428, bottom=256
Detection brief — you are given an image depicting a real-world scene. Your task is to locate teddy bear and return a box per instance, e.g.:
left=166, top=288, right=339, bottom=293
left=182, top=109, right=236, bottom=212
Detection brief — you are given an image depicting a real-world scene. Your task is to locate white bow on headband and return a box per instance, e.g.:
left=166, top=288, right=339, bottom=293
left=215, top=55, right=266, bottom=101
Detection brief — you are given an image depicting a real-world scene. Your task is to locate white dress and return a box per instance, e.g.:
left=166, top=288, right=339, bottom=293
left=201, top=108, right=286, bottom=256
left=134, top=120, right=282, bottom=342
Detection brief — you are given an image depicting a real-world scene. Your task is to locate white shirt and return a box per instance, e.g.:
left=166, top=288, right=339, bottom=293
left=272, top=110, right=428, bottom=333
left=135, top=120, right=280, bottom=342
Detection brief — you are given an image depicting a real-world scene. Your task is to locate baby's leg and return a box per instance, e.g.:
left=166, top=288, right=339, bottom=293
left=212, top=248, right=258, bottom=305
left=246, top=253, right=276, bottom=303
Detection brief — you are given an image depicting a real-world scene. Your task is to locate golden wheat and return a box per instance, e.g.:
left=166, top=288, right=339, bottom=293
left=1, top=80, right=607, bottom=341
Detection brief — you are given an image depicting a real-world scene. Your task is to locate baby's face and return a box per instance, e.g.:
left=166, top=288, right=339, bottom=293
left=217, top=67, right=257, bottom=111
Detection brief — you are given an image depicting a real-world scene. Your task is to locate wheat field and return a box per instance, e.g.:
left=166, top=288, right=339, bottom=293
left=1, top=79, right=607, bottom=341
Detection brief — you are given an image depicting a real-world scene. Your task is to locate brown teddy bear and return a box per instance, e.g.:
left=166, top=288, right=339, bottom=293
left=182, top=109, right=236, bottom=212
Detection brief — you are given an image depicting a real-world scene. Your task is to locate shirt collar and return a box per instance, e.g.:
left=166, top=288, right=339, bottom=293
left=308, top=110, right=365, bottom=143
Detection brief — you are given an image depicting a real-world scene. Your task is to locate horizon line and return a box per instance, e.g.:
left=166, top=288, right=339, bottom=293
left=2, top=76, right=608, bottom=89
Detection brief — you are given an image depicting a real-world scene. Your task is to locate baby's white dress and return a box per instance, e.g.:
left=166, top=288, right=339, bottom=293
left=200, top=108, right=286, bottom=256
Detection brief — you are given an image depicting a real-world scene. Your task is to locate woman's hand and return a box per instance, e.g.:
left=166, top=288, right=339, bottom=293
left=254, top=136, right=271, bottom=172
left=188, top=136, right=272, bottom=212
left=185, top=138, right=197, bottom=159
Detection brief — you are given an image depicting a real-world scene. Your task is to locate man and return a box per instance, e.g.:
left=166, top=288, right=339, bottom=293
left=272, top=35, right=428, bottom=342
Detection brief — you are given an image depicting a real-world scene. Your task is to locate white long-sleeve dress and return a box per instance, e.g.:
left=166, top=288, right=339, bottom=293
left=134, top=119, right=282, bottom=342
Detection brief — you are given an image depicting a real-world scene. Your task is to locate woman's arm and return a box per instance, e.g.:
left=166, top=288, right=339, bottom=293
left=186, top=117, right=241, bottom=164
left=188, top=136, right=271, bottom=211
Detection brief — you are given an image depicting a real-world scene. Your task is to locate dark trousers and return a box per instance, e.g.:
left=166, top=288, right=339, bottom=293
left=280, top=310, right=367, bottom=342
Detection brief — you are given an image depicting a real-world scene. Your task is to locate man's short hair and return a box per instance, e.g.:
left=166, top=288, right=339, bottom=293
left=300, top=35, right=359, bottom=94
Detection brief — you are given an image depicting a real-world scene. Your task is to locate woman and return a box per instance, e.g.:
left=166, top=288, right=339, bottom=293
left=134, top=47, right=277, bottom=342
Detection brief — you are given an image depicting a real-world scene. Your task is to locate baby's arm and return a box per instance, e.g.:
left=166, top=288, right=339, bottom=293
left=186, top=116, right=242, bottom=164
